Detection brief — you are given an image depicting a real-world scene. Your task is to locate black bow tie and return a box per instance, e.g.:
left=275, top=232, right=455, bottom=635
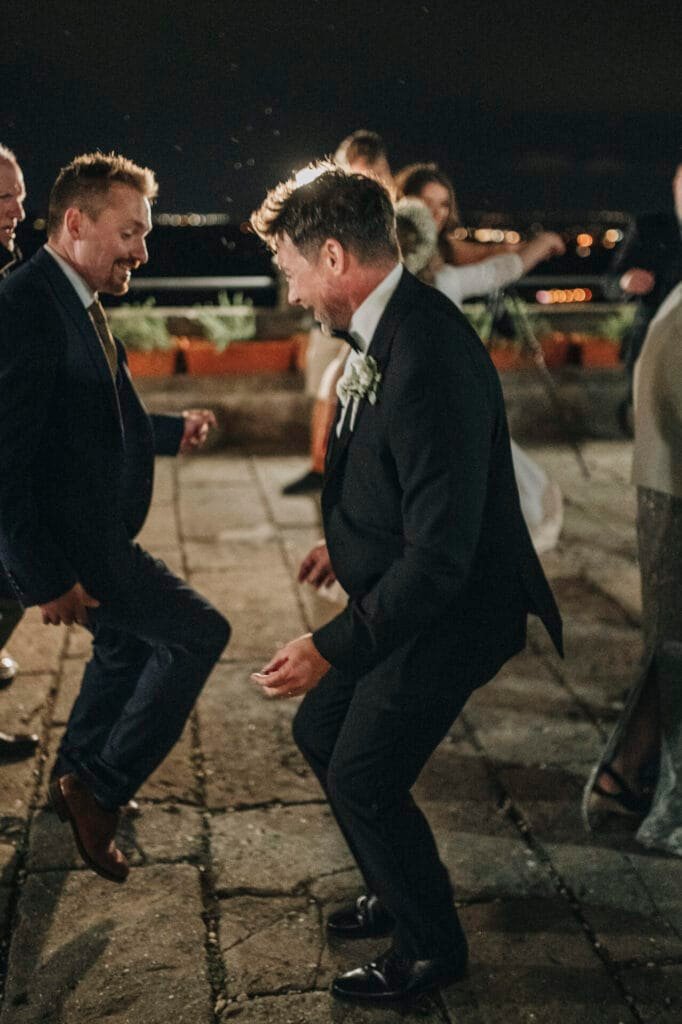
left=332, top=329, right=360, bottom=353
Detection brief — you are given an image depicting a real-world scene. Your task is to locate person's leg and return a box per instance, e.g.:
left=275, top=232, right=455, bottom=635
left=325, top=681, right=471, bottom=960
left=0, top=599, right=24, bottom=648
left=56, top=626, right=152, bottom=777
left=59, top=548, right=229, bottom=809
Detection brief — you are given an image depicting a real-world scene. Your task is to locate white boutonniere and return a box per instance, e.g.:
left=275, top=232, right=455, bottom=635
left=337, top=354, right=382, bottom=408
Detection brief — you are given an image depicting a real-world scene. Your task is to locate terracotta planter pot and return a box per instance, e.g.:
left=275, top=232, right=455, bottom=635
left=539, top=332, right=571, bottom=369
left=489, top=347, right=528, bottom=371
left=182, top=338, right=298, bottom=375
left=574, top=335, right=621, bottom=368
left=126, top=349, right=178, bottom=377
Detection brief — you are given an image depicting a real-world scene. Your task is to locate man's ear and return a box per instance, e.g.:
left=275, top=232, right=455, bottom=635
left=320, top=238, right=348, bottom=276
left=64, top=206, right=83, bottom=240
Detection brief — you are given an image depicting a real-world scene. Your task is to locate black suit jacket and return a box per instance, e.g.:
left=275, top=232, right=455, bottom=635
left=312, top=270, right=562, bottom=682
left=0, top=248, right=183, bottom=606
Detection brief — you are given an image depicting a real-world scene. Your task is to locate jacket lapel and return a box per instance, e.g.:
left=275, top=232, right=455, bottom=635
left=324, top=270, right=420, bottom=484
left=34, top=249, right=124, bottom=435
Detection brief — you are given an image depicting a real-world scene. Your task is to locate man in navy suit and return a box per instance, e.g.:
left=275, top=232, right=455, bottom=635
left=250, top=168, right=562, bottom=1001
left=0, top=153, right=230, bottom=882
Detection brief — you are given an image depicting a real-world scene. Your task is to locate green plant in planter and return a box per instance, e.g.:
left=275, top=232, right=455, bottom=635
left=187, top=291, right=257, bottom=352
left=108, top=298, right=174, bottom=352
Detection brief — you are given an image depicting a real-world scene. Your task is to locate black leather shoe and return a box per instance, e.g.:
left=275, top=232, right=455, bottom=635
left=327, top=894, right=394, bottom=939
left=281, top=470, right=324, bottom=495
left=331, top=946, right=467, bottom=1002
left=0, top=731, right=39, bottom=760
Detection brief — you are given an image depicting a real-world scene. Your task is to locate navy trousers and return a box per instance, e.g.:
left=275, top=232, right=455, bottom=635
left=57, top=545, right=229, bottom=809
left=293, top=626, right=524, bottom=960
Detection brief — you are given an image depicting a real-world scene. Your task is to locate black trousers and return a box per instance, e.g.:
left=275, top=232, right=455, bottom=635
left=57, top=545, right=230, bottom=809
left=293, top=629, right=512, bottom=960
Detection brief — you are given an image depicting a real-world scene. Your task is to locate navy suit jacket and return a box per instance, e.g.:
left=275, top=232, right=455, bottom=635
left=0, top=248, right=183, bottom=606
left=312, top=270, right=562, bottom=683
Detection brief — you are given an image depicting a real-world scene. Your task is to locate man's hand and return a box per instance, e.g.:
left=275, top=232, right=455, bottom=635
left=298, top=541, right=336, bottom=589
left=180, top=409, right=217, bottom=453
left=40, top=583, right=100, bottom=626
left=620, top=268, right=655, bottom=296
left=251, top=633, right=330, bottom=699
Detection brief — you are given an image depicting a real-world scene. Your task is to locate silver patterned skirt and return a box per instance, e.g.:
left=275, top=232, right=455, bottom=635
left=585, top=486, right=682, bottom=855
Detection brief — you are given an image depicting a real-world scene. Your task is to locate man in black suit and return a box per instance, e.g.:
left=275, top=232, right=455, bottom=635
left=0, top=153, right=230, bottom=882
left=0, top=144, right=39, bottom=760
left=250, top=168, right=562, bottom=1002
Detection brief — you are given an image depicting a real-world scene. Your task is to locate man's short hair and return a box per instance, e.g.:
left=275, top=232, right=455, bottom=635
left=250, top=164, right=399, bottom=264
left=335, top=130, right=388, bottom=169
left=47, top=152, right=158, bottom=237
left=0, top=144, right=18, bottom=167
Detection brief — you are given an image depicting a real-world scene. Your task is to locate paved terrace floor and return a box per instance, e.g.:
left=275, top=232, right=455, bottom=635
left=0, top=442, right=680, bottom=1024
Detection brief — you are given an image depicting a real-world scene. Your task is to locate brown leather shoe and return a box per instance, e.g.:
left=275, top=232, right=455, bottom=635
left=49, top=773, right=129, bottom=883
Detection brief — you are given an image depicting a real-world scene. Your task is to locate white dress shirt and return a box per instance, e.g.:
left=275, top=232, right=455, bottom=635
left=44, top=244, right=96, bottom=308
left=336, top=262, right=403, bottom=434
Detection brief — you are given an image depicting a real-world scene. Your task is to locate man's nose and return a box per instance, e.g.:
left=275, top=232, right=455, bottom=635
left=288, top=284, right=301, bottom=305
left=133, top=238, right=148, bottom=264
left=10, top=198, right=24, bottom=222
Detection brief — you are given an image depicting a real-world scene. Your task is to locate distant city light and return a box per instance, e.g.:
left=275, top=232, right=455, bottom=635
left=536, top=288, right=593, bottom=304
left=505, top=230, right=521, bottom=244
left=576, top=245, right=591, bottom=258
left=576, top=233, right=593, bottom=247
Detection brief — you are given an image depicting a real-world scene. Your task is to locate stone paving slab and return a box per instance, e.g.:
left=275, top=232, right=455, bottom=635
left=211, top=804, right=354, bottom=895
left=436, top=829, right=555, bottom=902
left=0, top=674, right=53, bottom=738
left=250, top=458, right=322, bottom=529
left=135, top=499, right=180, bottom=549
left=197, top=666, right=317, bottom=809
left=191, top=568, right=307, bottom=662
left=177, top=454, right=253, bottom=486
left=547, top=843, right=682, bottom=962
left=184, top=535, right=281, bottom=573
left=463, top=702, right=603, bottom=768
left=179, top=483, right=271, bottom=540
left=220, top=895, right=320, bottom=998
left=220, top=990, right=445, bottom=1022
left=443, top=899, right=635, bottom=1024
left=621, top=964, right=682, bottom=1024
left=2, top=608, right=66, bottom=675
left=0, top=866, right=212, bottom=1024
left=26, top=804, right=204, bottom=873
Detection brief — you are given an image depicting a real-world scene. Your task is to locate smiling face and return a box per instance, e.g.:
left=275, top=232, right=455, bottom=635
left=0, top=159, right=26, bottom=253
left=418, top=181, right=452, bottom=235
left=66, top=182, right=152, bottom=295
left=276, top=232, right=351, bottom=332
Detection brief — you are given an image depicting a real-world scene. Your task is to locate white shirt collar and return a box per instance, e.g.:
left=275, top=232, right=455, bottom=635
left=348, top=262, right=403, bottom=353
left=44, top=244, right=96, bottom=309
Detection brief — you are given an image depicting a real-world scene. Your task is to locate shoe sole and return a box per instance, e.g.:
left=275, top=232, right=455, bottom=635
left=48, top=778, right=128, bottom=884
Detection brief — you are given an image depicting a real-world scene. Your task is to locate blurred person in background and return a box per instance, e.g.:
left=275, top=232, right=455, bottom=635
left=281, top=131, right=393, bottom=496
left=610, top=164, right=682, bottom=434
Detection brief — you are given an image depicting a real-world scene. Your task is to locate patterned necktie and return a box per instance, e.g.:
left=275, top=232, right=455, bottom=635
left=88, top=299, right=118, bottom=379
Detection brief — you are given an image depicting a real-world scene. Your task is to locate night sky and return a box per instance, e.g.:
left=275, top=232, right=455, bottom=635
left=3, top=0, right=682, bottom=221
